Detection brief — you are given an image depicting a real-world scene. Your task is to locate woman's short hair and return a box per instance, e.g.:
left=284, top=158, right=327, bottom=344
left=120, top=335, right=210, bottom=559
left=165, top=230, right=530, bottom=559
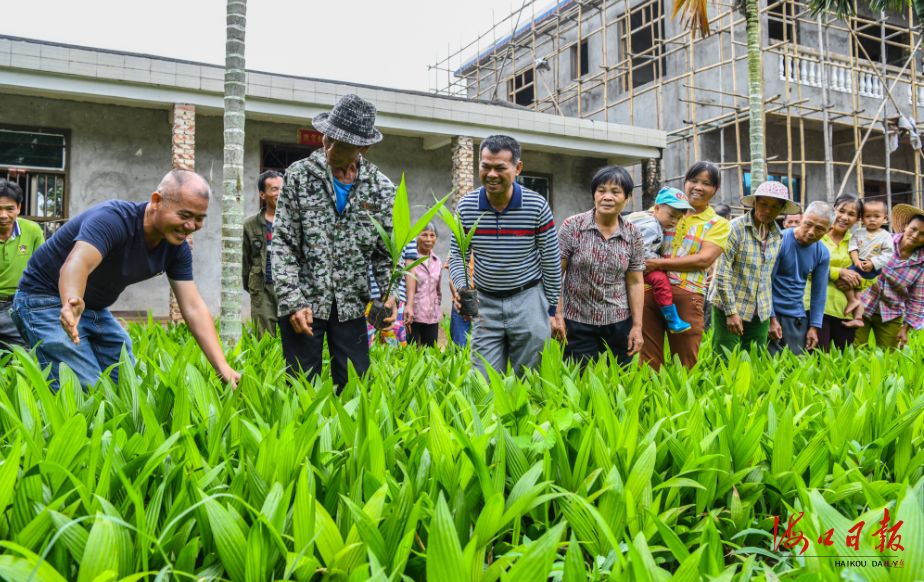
left=590, top=165, right=634, bottom=197
left=684, top=161, right=721, bottom=189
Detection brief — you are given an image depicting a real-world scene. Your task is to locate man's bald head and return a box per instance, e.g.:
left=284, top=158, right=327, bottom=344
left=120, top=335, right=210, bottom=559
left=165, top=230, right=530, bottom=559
left=157, top=169, right=211, bottom=203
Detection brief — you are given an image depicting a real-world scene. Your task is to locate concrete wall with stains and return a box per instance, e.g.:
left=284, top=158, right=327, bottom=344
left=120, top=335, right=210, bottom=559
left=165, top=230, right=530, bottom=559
left=1, top=92, right=614, bottom=318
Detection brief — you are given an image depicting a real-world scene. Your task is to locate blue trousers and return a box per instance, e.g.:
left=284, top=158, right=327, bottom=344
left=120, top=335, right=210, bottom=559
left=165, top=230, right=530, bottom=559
left=11, top=291, right=134, bottom=390
left=449, top=306, right=470, bottom=347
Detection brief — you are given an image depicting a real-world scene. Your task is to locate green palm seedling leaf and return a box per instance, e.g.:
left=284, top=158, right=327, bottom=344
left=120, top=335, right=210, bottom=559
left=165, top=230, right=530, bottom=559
left=625, top=441, right=656, bottom=508
left=438, top=206, right=483, bottom=289
left=342, top=496, right=388, bottom=567
left=77, top=514, right=127, bottom=582
left=393, top=174, right=411, bottom=249
left=502, top=522, right=565, bottom=581
left=895, top=480, right=923, bottom=582
left=561, top=534, right=586, bottom=582
left=671, top=545, right=705, bottom=582
left=202, top=497, right=247, bottom=582
left=369, top=179, right=449, bottom=300
left=0, top=436, right=22, bottom=517
left=0, top=541, right=68, bottom=582
left=312, top=498, right=344, bottom=569
left=625, top=531, right=660, bottom=582
left=50, top=511, right=90, bottom=564
left=426, top=494, right=467, bottom=582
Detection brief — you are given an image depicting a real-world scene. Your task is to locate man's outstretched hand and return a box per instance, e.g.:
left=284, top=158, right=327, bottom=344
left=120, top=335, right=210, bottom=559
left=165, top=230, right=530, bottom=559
left=60, top=296, right=85, bottom=344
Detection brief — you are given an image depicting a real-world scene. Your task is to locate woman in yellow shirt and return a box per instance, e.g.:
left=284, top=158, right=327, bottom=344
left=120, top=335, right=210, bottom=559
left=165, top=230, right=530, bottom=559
left=814, top=195, right=863, bottom=350
left=641, top=161, right=731, bottom=370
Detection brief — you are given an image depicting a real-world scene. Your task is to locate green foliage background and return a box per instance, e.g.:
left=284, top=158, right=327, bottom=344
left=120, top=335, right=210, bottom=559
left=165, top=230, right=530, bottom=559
left=0, top=324, right=921, bottom=580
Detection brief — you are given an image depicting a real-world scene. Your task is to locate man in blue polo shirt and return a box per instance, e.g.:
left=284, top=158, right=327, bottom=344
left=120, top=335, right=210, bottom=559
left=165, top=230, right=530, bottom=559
left=11, top=169, right=240, bottom=390
left=448, top=134, right=562, bottom=376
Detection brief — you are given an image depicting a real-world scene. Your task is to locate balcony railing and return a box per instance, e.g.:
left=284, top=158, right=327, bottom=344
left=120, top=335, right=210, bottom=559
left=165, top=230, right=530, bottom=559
left=777, top=51, right=924, bottom=107
left=778, top=53, right=884, bottom=98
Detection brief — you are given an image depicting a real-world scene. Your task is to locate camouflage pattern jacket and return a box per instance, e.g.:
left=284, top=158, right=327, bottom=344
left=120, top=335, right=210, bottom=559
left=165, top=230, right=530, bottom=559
left=272, top=149, right=395, bottom=321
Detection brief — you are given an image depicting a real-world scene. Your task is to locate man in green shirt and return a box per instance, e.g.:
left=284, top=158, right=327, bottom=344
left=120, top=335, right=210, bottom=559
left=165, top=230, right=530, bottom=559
left=0, top=180, right=45, bottom=348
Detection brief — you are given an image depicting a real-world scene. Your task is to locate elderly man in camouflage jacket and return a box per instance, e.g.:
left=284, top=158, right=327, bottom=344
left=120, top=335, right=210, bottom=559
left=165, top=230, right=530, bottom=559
left=272, top=94, right=396, bottom=390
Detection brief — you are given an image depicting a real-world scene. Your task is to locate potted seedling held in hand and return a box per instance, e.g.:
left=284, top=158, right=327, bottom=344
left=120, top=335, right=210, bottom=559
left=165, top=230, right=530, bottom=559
left=367, top=175, right=449, bottom=329
left=439, top=205, right=482, bottom=317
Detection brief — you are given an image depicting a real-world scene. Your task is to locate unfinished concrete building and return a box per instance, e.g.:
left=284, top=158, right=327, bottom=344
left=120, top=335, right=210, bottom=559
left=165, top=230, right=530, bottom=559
left=432, top=0, right=924, bottom=210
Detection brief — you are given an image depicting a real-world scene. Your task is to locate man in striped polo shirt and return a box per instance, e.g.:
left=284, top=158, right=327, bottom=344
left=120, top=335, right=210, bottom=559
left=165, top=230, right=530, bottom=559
left=449, top=135, right=562, bottom=376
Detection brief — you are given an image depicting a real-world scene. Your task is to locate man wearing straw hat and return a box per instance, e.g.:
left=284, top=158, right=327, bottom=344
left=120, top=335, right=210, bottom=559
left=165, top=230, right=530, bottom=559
left=709, top=181, right=801, bottom=359
left=272, top=94, right=396, bottom=390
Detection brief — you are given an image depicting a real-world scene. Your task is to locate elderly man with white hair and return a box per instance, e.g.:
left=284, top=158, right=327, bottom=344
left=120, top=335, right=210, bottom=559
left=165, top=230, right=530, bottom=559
left=768, top=201, right=832, bottom=355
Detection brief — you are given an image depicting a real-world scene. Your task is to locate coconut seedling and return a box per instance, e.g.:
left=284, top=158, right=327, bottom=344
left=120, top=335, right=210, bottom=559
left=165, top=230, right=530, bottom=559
left=438, top=205, right=482, bottom=317
left=367, top=175, right=449, bottom=329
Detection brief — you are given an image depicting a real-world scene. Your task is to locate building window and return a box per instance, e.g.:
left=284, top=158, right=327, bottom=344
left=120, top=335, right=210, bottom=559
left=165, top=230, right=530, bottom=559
left=618, top=0, right=664, bottom=90
left=854, top=21, right=909, bottom=67
left=517, top=172, right=552, bottom=202
left=571, top=39, right=589, bottom=80
left=768, top=0, right=796, bottom=44
left=508, top=68, right=535, bottom=106
left=863, top=179, right=912, bottom=206
left=743, top=172, right=801, bottom=205
left=261, top=142, right=318, bottom=173
left=0, top=128, right=68, bottom=235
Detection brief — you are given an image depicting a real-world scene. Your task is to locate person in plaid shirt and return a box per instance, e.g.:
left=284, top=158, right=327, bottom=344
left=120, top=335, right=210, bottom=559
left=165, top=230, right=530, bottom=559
left=709, top=181, right=801, bottom=359
left=856, top=203, right=924, bottom=349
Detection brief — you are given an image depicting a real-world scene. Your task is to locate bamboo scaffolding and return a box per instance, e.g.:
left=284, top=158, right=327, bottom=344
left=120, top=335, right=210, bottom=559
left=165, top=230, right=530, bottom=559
left=429, top=0, right=923, bottom=206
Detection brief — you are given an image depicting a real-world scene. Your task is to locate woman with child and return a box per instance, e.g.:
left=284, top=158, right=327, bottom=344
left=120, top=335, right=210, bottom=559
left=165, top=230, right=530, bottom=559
left=855, top=203, right=924, bottom=348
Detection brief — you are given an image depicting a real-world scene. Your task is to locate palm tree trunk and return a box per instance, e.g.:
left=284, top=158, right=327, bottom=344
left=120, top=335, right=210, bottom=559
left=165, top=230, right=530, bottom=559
left=745, top=0, right=766, bottom=183
left=221, top=0, right=247, bottom=345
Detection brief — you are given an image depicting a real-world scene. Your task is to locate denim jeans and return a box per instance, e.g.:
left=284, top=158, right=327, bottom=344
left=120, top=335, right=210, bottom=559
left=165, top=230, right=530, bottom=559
left=10, top=291, right=134, bottom=390
left=449, top=307, right=470, bottom=347
left=0, top=300, right=27, bottom=349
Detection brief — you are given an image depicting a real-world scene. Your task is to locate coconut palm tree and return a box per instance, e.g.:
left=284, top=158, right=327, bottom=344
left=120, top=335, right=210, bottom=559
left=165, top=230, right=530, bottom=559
left=672, top=0, right=766, bottom=183
left=221, top=0, right=247, bottom=345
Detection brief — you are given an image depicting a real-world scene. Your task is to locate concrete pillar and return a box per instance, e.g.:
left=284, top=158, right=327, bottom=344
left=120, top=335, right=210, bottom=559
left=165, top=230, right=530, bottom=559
left=641, top=157, right=662, bottom=210
left=169, top=103, right=196, bottom=322
left=451, top=136, right=474, bottom=209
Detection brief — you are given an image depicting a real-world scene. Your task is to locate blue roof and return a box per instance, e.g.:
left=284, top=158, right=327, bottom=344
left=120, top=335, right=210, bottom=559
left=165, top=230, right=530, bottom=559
left=456, top=0, right=576, bottom=76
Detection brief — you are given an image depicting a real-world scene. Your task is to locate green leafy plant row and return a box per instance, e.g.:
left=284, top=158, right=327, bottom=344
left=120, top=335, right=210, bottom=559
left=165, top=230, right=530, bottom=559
left=0, top=324, right=921, bottom=580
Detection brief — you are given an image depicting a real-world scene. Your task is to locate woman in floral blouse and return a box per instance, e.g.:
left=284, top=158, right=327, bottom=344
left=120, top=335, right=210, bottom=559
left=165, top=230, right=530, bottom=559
left=856, top=204, right=924, bottom=349
left=554, top=165, right=646, bottom=365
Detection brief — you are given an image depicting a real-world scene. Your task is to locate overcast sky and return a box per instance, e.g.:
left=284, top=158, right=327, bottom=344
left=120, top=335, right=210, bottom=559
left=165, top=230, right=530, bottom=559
left=1, top=0, right=551, bottom=93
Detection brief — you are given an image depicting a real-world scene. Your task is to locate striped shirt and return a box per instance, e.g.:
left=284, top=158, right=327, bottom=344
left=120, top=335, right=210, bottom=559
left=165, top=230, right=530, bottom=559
left=448, top=183, right=561, bottom=307
left=861, top=233, right=924, bottom=330
left=709, top=212, right=782, bottom=322
left=559, top=210, right=645, bottom=325
left=369, top=240, right=417, bottom=302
